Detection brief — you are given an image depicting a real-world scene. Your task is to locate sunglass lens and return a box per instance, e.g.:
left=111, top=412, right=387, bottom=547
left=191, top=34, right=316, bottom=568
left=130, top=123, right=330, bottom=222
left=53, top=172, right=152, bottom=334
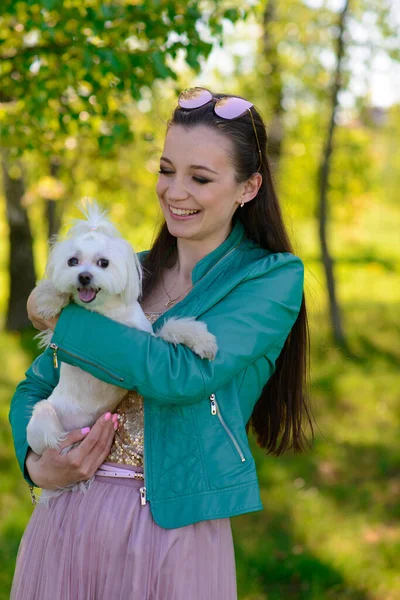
left=178, top=87, right=213, bottom=109
left=214, top=97, right=253, bottom=119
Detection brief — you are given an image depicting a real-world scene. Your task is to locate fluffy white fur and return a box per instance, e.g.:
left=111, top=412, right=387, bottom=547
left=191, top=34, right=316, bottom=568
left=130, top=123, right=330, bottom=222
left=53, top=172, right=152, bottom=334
left=27, top=200, right=217, bottom=501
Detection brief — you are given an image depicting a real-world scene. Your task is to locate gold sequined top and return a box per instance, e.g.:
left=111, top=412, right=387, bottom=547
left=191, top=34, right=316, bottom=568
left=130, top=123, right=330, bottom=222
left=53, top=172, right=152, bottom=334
left=106, top=312, right=161, bottom=467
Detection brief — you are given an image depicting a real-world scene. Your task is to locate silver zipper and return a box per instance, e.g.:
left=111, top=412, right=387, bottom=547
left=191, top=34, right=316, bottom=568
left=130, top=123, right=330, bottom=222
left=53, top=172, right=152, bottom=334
left=142, top=402, right=148, bottom=507
left=49, top=343, right=124, bottom=382
left=139, top=486, right=147, bottom=505
left=209, top=393, right=246, bottom=462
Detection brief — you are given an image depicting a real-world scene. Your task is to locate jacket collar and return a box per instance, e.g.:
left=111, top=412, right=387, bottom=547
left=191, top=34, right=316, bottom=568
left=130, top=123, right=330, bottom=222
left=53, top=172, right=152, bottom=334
left=145, top=219, right=246, bottom=327
left=191, top=219, right=246, bottom=284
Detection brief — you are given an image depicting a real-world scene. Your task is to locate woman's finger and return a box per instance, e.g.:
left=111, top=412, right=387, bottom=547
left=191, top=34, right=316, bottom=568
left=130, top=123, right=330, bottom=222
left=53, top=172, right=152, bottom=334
left=58, top=426, right=91, bottom=451
left=68, top=413, right=115, bottom=466
left=87, top=415, right=117, bottom=463
left=26, top=287, right=59, bottom=330
left=27, top=289, right=41, bottom=326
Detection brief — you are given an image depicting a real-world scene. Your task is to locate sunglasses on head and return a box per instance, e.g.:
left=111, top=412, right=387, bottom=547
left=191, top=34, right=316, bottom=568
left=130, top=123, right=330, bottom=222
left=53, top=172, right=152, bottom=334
left=178, top=87, right=262, bottom=172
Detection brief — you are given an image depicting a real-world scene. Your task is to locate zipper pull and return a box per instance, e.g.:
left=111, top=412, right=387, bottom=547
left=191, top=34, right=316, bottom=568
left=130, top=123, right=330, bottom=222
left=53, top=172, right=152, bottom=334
left=139, top=486, right=147, bottom=506
left=210, top=393, right=217, bottom=415
left=50, top=343, right=58, bottom=369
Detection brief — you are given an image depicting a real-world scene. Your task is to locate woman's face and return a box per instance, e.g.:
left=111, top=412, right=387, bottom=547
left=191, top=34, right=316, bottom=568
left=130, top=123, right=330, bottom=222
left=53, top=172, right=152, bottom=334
left=156, top=124, right=246, bottom=247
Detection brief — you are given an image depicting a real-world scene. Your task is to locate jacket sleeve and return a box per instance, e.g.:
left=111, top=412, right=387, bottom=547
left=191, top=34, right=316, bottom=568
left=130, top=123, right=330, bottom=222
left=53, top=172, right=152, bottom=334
left=9, top=352, right=60, bottom=485
left=50, top=252, right=304, bottom=406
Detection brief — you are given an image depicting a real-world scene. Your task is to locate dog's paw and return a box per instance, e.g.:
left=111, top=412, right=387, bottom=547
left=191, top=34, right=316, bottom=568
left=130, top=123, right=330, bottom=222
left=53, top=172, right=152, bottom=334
left=185, top=325, right=218, bottom=360
left=27, top=400, right=67, bottom=455
left=157, top=317, right=218, bottom=360
left=35, top=279, right=70, bottom=319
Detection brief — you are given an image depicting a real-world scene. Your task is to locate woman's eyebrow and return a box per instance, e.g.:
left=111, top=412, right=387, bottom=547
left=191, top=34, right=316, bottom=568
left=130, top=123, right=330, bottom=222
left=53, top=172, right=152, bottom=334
left=190, top=165, right=218, bottom=175
left=160, top=156, right=218, bottom=175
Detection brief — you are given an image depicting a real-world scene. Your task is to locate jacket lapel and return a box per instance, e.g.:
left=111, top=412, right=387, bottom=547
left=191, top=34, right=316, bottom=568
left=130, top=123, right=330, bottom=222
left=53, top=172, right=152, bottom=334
left=140, top=221, right=247, bottom=329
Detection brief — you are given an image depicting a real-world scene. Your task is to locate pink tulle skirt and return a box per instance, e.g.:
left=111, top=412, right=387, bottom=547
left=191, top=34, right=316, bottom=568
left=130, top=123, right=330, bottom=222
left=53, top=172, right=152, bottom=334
left=11, top=467, right=237, bottom=599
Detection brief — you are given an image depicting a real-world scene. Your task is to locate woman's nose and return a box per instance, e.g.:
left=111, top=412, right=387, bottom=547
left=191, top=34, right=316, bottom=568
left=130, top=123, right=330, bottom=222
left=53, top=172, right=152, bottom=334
left=167, top=176, right=189, bottom=201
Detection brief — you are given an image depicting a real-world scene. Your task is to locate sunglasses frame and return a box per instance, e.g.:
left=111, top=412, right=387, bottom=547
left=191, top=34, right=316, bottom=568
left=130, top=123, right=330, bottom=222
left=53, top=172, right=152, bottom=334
left=178, top=87, right=262, bottom=173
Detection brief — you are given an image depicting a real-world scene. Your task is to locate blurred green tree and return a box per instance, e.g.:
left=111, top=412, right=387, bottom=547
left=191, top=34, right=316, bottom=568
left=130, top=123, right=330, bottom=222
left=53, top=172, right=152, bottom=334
left=253, top=0, right=399, bottom=345
left=0, top=0, right=247, bottom=330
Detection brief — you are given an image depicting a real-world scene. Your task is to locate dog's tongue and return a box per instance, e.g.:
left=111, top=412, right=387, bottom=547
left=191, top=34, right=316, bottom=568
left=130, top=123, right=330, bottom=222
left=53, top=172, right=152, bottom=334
left=78, top=288, right=96, bottom=303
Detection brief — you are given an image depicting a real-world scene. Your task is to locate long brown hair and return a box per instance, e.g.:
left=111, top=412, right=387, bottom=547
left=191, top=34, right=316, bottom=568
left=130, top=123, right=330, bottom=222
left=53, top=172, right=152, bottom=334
left=142, top=92, right=313, bottom=455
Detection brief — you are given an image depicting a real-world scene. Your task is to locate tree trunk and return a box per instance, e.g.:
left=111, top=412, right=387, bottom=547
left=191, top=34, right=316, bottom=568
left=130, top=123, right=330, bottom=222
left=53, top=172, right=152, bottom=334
left=2, top=153, right=36, bottom=331
left=46, top=158, right=62, bottom=240
left=262, top=0, right=284, bottom=173
left=318, top=0, right=350, bottom=348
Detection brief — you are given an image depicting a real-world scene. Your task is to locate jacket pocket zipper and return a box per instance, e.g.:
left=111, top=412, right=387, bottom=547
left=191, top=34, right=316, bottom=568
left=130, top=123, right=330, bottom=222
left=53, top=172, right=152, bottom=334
left=141, top=400, right=147, bottom=507
left=209, top=393, right=246, bottom=463
left=49, top=343, right=124, bottom=382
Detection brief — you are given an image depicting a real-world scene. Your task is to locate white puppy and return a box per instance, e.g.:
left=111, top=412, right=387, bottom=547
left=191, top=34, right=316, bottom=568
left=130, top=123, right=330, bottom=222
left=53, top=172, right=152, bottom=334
left=27, top=201, right=217, bottom=498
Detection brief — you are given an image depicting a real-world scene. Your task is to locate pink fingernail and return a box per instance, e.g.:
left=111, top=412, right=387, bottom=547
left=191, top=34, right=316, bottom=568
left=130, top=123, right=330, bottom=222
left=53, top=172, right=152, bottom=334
left=104, top=412, right=111, bottom=421
left=81, top=427, right=91, bottom=434
left=112, top=413, right=118, bottom=423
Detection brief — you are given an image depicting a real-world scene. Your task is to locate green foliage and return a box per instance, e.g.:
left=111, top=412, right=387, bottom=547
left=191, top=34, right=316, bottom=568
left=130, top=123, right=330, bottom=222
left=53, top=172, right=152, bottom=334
left=236, top=0, right=400, bottom=129
left=0, top=0, right=246, bottom=155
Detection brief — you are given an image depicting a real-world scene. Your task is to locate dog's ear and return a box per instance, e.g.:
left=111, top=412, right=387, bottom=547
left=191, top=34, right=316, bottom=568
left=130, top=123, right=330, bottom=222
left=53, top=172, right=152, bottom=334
left=45, top=235, right=64, bottom=280
left=121, top=241, right=142, bottom=306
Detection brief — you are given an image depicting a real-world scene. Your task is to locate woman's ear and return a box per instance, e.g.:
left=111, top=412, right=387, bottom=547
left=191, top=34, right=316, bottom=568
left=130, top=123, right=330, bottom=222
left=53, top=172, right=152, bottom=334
left=239, top=173, right=262, bottom=207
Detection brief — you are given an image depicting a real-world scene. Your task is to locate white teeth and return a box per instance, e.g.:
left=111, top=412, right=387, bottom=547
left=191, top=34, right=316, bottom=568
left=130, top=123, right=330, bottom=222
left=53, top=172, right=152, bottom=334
left=170, top=206, right=199, bottom=216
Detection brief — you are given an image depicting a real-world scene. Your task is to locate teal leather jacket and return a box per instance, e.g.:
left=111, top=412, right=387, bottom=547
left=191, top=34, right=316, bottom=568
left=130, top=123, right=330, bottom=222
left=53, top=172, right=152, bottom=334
left=9, top=220, right=304, bottom=529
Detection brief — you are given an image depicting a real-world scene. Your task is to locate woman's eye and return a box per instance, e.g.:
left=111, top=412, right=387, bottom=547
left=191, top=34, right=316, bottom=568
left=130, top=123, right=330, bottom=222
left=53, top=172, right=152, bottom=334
left=67, top=257, right=79, bottom=267
left=158, top=168, right=210, bottom=184
left=193, top=176, right=210, bottom=185
left=97, top=258, right=109, bottom=268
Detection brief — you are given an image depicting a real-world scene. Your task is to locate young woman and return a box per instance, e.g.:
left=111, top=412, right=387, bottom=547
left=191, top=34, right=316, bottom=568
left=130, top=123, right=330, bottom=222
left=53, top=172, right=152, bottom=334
left=9, top=87, right=312, bottom=599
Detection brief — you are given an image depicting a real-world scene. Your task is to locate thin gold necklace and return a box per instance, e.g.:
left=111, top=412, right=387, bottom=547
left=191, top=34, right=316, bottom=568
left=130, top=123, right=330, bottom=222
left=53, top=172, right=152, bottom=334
left=162, top=272, right=193, bottom=308
left=146, top=239, right=243, bottom=310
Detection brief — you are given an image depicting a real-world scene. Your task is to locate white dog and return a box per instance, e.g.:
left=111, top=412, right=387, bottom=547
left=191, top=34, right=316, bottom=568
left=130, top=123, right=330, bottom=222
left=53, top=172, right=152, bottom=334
left=27, top=201, right=217, bottom=498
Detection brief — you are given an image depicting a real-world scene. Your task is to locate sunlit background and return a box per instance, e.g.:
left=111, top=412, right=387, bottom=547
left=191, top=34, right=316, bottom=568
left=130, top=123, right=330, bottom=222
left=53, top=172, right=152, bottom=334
left=1, top=1, right=399, bottom=598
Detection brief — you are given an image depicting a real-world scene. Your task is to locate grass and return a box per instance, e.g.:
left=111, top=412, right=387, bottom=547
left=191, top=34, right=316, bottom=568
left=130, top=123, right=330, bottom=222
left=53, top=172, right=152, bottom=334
left=234, top=300, right=400, bottom=599
left=231, top=203, right=400, bottom=599
left=0, top=211, right=399, bottom=599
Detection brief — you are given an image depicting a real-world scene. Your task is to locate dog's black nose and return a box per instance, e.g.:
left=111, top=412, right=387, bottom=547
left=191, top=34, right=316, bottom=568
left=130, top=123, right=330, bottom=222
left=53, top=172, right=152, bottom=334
left=78, top=271, right=93, bottom=286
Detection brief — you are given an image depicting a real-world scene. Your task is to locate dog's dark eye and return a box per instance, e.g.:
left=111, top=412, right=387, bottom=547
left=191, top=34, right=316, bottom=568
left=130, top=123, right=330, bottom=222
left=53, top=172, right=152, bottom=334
left=68, top=257, right=79, bottom=267
left=97, top=258, right=109, bottom=269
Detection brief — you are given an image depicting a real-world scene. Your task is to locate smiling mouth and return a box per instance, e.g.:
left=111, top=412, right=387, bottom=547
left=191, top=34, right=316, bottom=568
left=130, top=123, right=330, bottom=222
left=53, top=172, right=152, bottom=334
left=77, top=287, right=100, bottom=303
left=169, top=205, right=200, bottom=216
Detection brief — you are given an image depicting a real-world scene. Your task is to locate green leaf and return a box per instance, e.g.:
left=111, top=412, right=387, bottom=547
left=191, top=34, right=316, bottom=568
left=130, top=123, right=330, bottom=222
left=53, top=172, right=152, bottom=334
left=41, top=0, right=63, bottom=10
left=223, top=8, right=239, bottom=22
left=150, top=51, right=171, bottom=79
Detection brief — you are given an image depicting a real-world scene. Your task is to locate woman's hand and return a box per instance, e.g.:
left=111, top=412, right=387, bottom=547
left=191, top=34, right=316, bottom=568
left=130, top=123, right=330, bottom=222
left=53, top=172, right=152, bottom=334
left=27, top=287, right=59, bottom=331
left=26, top=412, right=119, bottom=490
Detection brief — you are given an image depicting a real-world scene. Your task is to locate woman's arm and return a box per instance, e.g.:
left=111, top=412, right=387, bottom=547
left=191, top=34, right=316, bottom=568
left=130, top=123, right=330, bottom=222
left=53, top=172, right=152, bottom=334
left=25, top=415, right=117, bottom=489
left=49, top=253, right=304, bottom=405
left=9, top=352, right=117, bottom=486
left=9, top=352, right=59, bottom=484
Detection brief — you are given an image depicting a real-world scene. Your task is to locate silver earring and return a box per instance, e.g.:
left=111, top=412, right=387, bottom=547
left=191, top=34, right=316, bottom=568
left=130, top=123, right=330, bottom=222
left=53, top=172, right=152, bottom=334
left=240, top=201, right=244, bottom=208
